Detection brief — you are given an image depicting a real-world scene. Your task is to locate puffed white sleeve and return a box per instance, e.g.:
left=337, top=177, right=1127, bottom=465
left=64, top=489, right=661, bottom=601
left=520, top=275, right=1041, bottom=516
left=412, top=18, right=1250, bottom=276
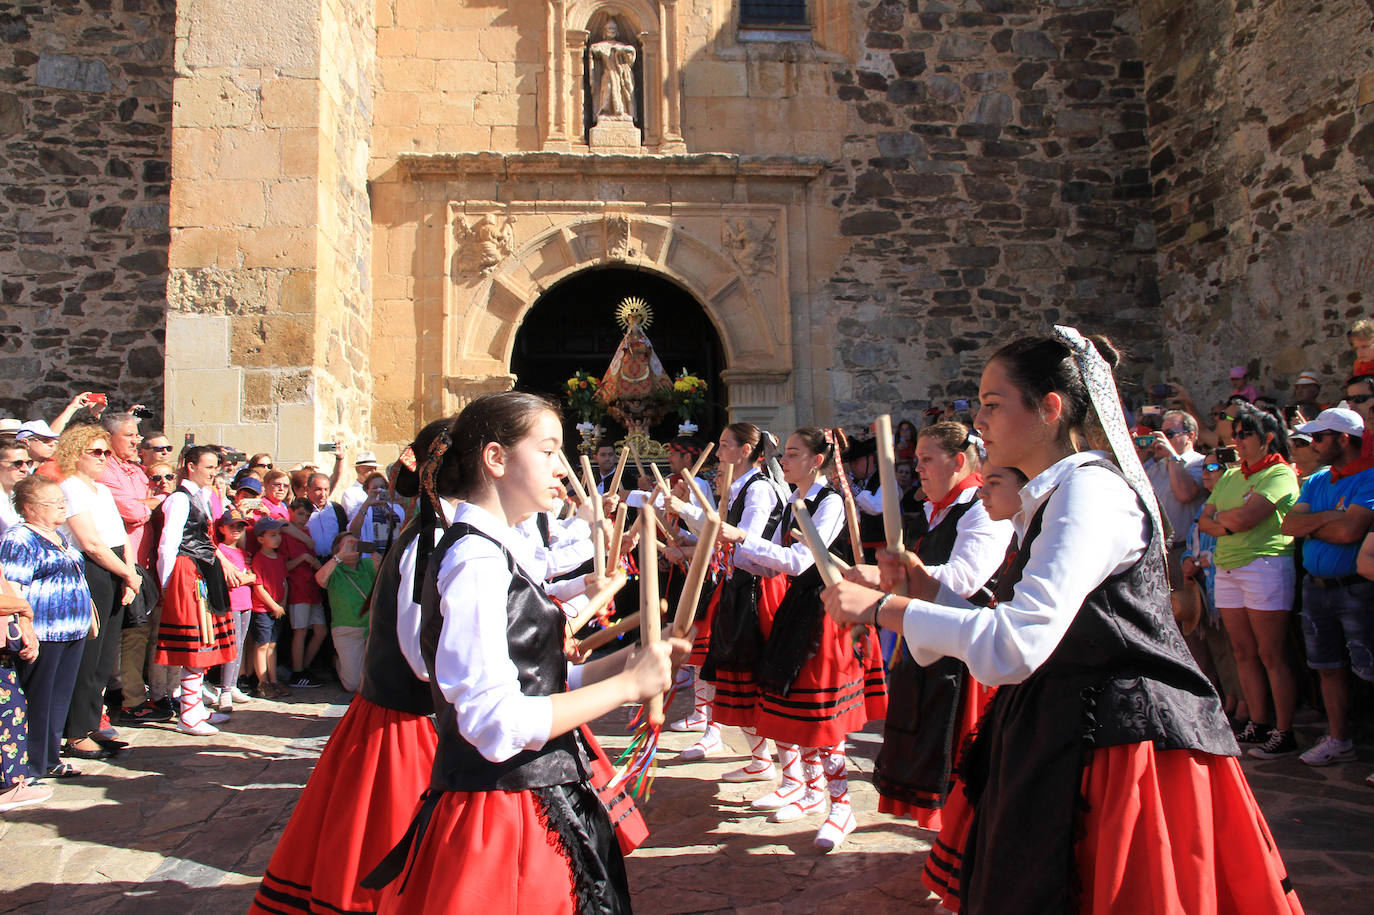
left=393, top=535, right=430, bottom=681
left=735, top=481, right=778, bottom=538
left=901, top=466, right=1146, bottom=685
left=736, top=492, right=845, bottom=576
left=432, top=540, right=554, bottom=762
left=853, top=485, right=883, bottom=515
left=924, top=502, right=1015, bottom=598
left=157, top=491, right=189, bottom=586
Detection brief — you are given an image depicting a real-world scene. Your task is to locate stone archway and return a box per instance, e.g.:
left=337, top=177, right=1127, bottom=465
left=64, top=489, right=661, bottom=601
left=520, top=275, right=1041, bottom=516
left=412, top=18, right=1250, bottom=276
left=442, top=202, right=794, bottom=429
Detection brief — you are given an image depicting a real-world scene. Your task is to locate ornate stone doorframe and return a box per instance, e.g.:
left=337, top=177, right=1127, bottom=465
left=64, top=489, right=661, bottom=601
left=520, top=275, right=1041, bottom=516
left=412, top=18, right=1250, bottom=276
left=395, top=151, right=822, bottom=429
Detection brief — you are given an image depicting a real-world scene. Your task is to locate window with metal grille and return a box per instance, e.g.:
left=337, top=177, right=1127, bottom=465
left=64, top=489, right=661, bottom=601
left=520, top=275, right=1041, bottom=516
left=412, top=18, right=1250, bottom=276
left=740, top=0, right=807, bottom=26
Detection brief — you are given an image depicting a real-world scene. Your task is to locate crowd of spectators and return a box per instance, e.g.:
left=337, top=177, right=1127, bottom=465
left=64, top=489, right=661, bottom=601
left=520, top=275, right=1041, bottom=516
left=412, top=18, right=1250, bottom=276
left=2, top=320, right=1372, bottom=814
left=0, top=394, right=400, bottom=811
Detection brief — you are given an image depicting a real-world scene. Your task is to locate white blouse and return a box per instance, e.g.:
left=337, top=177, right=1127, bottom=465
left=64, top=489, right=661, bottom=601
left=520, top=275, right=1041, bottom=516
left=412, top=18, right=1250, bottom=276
left=679, top=467, right=781, bottom=576
left=735, top=481, right=845, bottom=577
left=901, top=451, right=1146, bottom=686
left=432, top=502, right=561, bottom=763
left=921, top=487, right=1015, bottom=599
left=156, top=481, right=215, bottom=586
left=60, top=477, right=127, bottom=550
left=391, top=498, right=459, bottom=683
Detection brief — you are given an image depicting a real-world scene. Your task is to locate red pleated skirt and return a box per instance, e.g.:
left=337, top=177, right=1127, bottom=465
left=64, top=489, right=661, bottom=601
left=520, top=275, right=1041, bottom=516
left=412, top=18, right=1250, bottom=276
left=250, top=695, right=439, bottom=915
left=921, top=743, right=1305, bottom=915
left=375, top=789, right=578, bottom=915
left=709, top=572, right=787, bottom=730
left=153, top=555, right=237, bottom=668
left=687, top=578, right=719, bottom=666
left=879, top=678, right=994, bottom=828
left=581, top=725, right=649, bottom=855
left=754, top=619, right=887, bottom=748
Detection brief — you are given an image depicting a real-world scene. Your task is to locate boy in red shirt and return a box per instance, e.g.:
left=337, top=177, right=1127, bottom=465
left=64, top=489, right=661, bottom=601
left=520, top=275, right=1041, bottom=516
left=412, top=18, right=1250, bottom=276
left=282, top=498, right=326, bottom=688
left=250, top=517, right=291, bottom=699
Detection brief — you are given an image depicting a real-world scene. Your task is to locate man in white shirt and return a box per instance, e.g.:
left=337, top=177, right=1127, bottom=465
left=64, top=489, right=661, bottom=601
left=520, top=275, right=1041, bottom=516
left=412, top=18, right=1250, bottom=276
left=1144, top=409, right=1206, bottom=587
left=342, top=451, right=379, bottom=521
left=305, top=472, right=349, bottom=560
left=0, top=438, right=27, bottom=536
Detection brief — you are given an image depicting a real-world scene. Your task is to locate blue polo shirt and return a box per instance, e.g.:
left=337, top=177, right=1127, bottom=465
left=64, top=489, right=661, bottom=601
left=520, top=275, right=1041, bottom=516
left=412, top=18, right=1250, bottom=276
left=1298, top=467, right=1374, bottom=578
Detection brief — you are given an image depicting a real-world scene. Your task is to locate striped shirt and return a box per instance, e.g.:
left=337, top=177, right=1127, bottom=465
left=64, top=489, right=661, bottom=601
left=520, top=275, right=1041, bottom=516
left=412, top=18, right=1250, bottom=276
left=0, top=524, right=92, bottom=642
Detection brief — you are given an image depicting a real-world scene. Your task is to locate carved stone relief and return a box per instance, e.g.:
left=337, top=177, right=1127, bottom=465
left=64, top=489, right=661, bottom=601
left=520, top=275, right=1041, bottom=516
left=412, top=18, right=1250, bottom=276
left=723, top=217, right=778, bottom=276
left=455, top=213, right=514, bottom=276
left=605, top=212, right=632, bottom=260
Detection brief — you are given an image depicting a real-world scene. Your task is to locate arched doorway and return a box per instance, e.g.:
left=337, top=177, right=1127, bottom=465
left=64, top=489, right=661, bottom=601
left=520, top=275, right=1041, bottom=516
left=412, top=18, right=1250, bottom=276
left=511, top=267, right=728, bottom=447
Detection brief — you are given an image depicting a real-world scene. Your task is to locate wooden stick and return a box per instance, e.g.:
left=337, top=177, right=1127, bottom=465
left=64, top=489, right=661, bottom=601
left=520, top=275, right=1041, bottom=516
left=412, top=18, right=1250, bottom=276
left=874, top=414, right=904, bottom=552
left=640, top=513, right=664, bottom=726
left=608, top=502, right=629, bottom=565
left=565, top=570, right=628, bottom=634
left=580, top=454, right=606, bottom=577
left=577, top=611, right=641, bottom=654
left=608, top=445, right=630, bottom=497
left=715, top=463, right=735, bottom=513
left=792, top=497, right=843, bottom=588
left=647, top=461, right=671, bottom=500
left=680, top=469, right=713, bottom=516
left=672, top=509, right=721, bottom=638
left=688, top=441, right=715, bottom=480
left=558, top=450, right=589, bottom=504
left=628, top=441, right=648, bottom=483
left=649, top=505, right=682, bottom=547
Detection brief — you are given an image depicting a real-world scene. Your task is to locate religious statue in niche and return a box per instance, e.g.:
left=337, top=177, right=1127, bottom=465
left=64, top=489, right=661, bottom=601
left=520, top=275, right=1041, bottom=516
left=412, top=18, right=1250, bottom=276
left=455, top=213, right=514, bottom=277
left=589, top=19, right=637, bottom=125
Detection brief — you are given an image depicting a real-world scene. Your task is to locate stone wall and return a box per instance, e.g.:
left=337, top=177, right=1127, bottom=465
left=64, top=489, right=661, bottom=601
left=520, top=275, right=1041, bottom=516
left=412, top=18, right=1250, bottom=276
left=1141, top=0, right=1374, bottom=410
left=816, top=0, right=1160, bottom=423
left=0, top=0, right=174, bottom=422
left=165, top=0, right=374, bottom=461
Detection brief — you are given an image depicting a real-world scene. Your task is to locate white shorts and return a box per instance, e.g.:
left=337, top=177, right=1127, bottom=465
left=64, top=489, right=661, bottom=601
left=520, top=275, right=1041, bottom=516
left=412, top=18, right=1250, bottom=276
left=288, top=602, right=326, bottom=628
left=1213, top=555, right=1294, bottom=612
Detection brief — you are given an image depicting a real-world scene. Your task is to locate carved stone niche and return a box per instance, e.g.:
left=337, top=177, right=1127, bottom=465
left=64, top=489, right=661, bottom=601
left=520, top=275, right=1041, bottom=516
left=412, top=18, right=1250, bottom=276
left=542, top=0, right=685, bottom=152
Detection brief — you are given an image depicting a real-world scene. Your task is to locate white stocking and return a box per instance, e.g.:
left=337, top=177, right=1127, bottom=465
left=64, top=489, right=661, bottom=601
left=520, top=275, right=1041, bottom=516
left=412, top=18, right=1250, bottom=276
left=179, top=667, right=208, bottom=727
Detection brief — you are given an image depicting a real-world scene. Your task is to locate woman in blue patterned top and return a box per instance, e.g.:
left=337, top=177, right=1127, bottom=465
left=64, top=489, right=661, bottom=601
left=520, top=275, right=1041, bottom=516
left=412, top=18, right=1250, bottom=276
left=0, top=475, right=93, bottom=779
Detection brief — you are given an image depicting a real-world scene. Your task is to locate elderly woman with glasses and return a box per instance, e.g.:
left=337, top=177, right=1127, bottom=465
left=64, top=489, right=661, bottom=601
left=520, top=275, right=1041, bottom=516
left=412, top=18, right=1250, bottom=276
left=53, top=424, right=141, bottom=760
left=0, top=475, right=94, bottom=778
left=0, top=436, right=32, bottom=538
left=1197, top=404, right=1301, bottom=759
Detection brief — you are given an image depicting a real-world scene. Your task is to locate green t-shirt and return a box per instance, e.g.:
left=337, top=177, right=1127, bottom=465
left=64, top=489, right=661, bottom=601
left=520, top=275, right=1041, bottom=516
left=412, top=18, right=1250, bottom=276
left=1206, top=463, right=1300, bottom=569
left=326, top=557, right=377, bottom=630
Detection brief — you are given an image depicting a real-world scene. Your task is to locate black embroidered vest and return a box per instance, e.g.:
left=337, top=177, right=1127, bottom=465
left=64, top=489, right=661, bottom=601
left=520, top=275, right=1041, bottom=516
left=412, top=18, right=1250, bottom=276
left=420, top=521, right=588, bottom=792
left=177, top=491, right=217, bottom=565
left=358, top=521, right=434, bottom=716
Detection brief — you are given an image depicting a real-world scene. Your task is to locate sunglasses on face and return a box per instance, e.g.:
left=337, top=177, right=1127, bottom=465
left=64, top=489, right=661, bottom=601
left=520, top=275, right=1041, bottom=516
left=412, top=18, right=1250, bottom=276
left=149, top=473, right=175, bottom=482
left=85, top=448, right=112, bottom=457
left=1202, top=462, right=1227, bottom=473
left=253, top=462, right=273, bottom=469
left=147, top=444, right=173, bottom=453
left=1231, top=429, right=1256, bottom=439
left=1311, top=430, right=1341, bottom=443
left=1347, top=393, right=1374, bottom=404
left=3, top=459, right=32, bottom=469
left=1162, top=429, right=1188, bottom=438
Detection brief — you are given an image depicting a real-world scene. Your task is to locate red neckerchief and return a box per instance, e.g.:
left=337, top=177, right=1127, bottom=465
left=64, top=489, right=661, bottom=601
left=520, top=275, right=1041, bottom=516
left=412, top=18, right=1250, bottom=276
left=928, top=472, right=982, bottom=519
left=1329, top=455, right=1374, bottom=482
left=1240, top=452, right=1286, bottom=479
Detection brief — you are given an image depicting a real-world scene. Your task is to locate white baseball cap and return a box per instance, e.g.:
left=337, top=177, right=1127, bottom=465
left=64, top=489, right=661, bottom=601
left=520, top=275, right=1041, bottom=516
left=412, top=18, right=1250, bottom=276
left=15, top=420, right=57, bottom=441
left=1296, top=408, right=1364, bottom=438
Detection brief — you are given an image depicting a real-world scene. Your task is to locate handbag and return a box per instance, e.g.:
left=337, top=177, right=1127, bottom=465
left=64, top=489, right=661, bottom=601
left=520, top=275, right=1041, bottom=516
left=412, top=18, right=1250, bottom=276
left=1170, top=576, right=1205, bottom=636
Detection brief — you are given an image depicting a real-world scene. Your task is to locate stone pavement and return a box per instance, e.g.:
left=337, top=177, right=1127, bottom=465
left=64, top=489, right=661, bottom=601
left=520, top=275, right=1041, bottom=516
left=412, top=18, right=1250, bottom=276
left=0, top=688, right=1370, bottom=914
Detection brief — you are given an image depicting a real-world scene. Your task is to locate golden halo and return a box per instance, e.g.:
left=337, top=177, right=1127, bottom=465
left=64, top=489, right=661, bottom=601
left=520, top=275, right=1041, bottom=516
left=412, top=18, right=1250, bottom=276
left=615, top=296, right=653, bottom=331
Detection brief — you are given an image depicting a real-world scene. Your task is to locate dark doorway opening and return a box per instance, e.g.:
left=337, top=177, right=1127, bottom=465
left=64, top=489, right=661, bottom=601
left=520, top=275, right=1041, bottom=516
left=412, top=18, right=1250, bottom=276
left=511, top=267, right=728, bottom=448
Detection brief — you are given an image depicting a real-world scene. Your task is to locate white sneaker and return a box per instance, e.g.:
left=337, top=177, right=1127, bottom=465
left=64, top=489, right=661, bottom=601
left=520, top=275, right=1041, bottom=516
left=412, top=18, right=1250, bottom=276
left=177, top=720, right=219, bottom=736
left=723, top=760, right=777, bottom=783
left=679, top=727, right=724, bottom=760
left=201, top=685, right=220, bottom=706
left=667, top=711, right=708, bottom=733
left=814, top=804, right=856, bottom=851
left=230, top=687, right=252, bottom=704
left=750, top=781, right=804, bottom=811
left=773, top=789, right=826, bottom=823
left=1299, top=735, right=1355, bottom=767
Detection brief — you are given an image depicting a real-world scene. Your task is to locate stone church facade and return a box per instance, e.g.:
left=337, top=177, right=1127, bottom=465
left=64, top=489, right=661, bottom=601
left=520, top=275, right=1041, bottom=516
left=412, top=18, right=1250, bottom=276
left=2, top=1, right=1372, bottom=458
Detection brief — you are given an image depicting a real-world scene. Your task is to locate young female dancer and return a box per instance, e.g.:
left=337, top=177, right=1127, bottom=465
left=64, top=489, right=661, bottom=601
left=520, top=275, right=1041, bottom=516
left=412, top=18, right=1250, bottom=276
left=873, top=422, right=1012, bottom=830
left=718, top=427, right=886, bottom=850
left=367, top=393, right=680, bottom=914
left=153, top=445, right=237, bottom=735
left=249, top=419, right=452, bottom=915
left=825, top=330, right=1302, bottom=914
left=671, top=423, right=785, bottom=774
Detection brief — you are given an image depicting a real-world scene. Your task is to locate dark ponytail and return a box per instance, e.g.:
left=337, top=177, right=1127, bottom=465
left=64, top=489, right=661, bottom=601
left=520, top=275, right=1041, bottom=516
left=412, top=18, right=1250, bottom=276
left=991, top=333, right=1121, bottom=448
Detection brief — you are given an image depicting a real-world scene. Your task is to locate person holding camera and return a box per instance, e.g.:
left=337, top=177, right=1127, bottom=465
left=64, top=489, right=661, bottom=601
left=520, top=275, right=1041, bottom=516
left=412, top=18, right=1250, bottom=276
left=348, top=473, right=405, bottom=560
left=1144, top=410, right=1207, bottom=589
